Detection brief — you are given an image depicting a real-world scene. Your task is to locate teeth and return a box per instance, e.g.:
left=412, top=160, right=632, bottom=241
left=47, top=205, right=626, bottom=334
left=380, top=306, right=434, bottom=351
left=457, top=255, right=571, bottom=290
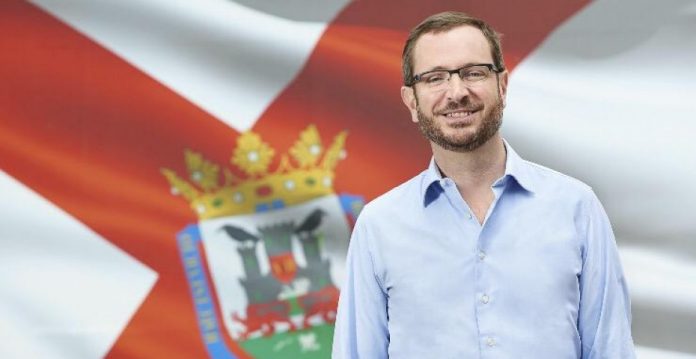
left=446, top=111, right=471, bottom=117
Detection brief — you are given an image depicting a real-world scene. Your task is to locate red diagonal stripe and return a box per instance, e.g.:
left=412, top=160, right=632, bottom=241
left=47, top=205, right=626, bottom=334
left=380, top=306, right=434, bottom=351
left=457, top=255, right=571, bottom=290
left=0, top=1, right=236, bottom=357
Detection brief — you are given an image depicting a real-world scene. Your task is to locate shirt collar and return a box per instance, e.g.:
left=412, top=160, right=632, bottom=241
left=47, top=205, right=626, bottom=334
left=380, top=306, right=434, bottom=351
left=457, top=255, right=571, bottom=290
left=421, top=139, right=536, bottom=207
left=502, top=139, right=536, bottom=194
left=421, top=158, right=446, bottom=207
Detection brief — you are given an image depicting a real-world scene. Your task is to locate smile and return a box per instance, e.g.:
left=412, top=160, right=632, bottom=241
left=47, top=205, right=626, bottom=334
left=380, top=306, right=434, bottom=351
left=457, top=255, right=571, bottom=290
left=445, top=111, right=473, bottom=118
left=440, top=108, right=480, bottom=119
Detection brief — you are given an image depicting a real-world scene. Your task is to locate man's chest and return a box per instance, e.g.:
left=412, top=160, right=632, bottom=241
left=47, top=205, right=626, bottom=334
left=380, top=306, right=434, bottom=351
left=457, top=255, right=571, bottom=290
left=372, top=200, right=584, bottom=314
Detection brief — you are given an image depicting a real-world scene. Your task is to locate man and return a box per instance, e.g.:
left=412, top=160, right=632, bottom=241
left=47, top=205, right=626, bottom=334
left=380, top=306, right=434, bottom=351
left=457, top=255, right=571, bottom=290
left=332, top=11, right=636, bottom=359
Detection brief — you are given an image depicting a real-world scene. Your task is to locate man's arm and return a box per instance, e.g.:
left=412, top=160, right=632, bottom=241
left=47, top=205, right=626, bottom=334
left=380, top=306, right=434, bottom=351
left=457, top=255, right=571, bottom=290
left=578, top=191, right=636, bottom=359
left=332, top=213, right=389, bottom=359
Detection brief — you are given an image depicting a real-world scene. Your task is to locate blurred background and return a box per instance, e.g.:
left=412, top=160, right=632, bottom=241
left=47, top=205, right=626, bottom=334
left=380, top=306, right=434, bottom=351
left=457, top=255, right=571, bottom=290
left=1, top=0, right=694, bottom=358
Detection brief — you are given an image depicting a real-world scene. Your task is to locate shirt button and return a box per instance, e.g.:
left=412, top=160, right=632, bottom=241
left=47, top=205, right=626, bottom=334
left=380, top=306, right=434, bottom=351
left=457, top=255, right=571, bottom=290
left=486, top=337, right=496, bottom=347
left=481, top=294, right=490, bottom=304
left=467, top=212, right=473, bottom=219
left=478, top=251, right=486, bottom=261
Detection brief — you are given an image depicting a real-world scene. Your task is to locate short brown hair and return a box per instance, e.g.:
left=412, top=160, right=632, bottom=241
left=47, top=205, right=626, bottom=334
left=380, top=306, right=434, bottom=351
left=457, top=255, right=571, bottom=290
left=402, top=11, right=505, bottom=86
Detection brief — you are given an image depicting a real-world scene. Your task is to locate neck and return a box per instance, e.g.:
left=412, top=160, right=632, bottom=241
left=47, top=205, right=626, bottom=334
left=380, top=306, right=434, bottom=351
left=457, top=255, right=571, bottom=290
left=431, top=134, right=506, bottom=189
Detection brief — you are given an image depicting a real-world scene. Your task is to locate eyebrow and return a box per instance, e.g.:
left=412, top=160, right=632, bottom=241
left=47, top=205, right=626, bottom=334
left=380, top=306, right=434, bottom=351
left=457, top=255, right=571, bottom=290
left=419, top=62, right=481, bottom=74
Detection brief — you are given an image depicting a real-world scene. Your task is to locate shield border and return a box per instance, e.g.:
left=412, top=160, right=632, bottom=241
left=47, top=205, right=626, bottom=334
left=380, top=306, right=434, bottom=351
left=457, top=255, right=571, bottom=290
left=176, top=193, right=363, bottom=358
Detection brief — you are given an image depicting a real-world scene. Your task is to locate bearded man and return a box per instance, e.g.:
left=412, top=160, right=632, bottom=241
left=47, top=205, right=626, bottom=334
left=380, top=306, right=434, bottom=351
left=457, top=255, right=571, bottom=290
left=332, top=11, right=636, bottom=359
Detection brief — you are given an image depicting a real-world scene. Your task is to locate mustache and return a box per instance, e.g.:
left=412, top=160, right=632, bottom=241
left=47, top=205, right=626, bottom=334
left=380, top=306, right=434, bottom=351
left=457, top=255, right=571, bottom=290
left=435, top=99, right=483, bottom=115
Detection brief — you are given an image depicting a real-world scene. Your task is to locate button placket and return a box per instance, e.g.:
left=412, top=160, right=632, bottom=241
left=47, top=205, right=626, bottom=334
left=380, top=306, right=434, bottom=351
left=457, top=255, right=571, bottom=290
left=439, top=179, right=475, bottom=223
left=475, top=234, right=496, bottom=354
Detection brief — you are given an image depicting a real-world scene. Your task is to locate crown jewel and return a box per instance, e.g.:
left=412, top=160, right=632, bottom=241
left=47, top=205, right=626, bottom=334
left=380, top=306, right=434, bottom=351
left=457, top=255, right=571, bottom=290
left=162, top=125, right=347, bottom=220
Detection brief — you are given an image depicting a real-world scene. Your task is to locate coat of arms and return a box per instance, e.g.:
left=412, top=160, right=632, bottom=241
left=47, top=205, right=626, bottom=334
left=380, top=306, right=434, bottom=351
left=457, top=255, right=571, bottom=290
left=162, top=125, right=362, bottom=358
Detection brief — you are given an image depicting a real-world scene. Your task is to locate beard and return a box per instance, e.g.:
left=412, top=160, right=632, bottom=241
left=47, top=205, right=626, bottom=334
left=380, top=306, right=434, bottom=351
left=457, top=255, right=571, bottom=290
left=416, top=95, right=504, bottom=153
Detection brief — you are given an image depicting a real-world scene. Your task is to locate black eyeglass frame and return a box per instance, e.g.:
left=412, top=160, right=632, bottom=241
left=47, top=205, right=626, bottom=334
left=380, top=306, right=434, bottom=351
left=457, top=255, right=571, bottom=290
left=407, top=63, right=504, bottom=87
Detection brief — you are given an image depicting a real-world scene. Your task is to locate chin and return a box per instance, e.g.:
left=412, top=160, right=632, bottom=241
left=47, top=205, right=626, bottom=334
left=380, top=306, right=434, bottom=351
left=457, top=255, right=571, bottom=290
left=442, top=126, right=478, bottom=139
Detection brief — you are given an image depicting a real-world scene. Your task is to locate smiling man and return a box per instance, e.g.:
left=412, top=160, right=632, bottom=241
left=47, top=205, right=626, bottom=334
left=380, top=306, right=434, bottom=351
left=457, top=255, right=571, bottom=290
left=332, top=11, right=636, bottom=359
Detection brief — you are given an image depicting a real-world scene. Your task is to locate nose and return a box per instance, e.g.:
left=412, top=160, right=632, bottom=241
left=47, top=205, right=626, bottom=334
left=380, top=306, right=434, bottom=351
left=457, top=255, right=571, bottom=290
left=445, top=73, right=471, bottom=101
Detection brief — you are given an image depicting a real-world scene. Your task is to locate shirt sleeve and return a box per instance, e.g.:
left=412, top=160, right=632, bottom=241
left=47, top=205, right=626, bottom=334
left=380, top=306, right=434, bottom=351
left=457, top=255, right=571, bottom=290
left=332, top=211, right=389, bottom=359
left=578, top=190, right=636, bottom=359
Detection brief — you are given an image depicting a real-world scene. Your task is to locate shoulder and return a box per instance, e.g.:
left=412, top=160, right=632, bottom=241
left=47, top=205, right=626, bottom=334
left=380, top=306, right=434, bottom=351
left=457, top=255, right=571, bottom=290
left=356, top=169, right=428, bottom=225
left=520, top=158, right=596, bottom=202
left=517, top=158, right=609, bottom=235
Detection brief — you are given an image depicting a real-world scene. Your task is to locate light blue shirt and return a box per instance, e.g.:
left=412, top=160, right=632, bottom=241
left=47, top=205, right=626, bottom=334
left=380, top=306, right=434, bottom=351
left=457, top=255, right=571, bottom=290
left=332, top=142, right=635, bottom=359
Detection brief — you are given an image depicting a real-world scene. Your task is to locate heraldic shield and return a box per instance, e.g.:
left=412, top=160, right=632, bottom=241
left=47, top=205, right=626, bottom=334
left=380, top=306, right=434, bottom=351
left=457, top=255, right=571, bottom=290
left=163, top=125, right=363, bottom=358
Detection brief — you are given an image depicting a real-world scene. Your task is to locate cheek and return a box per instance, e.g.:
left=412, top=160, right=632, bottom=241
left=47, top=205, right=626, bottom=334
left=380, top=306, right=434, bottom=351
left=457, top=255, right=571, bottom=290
left=422, top=93, right=448, bottom=112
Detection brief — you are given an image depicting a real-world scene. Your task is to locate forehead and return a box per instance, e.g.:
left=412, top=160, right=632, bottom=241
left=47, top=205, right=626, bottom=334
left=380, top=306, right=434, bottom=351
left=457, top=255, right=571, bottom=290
left=412, top=25, right=493, bottom=72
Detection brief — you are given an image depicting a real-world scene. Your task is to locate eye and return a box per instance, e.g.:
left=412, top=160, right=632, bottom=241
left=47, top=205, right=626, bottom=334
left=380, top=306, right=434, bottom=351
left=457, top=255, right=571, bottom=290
left=463, top=70, right=486, bottom=80
left=461, top=66, right=490, bottom=81
left=422, top=72, right=448, bottom=84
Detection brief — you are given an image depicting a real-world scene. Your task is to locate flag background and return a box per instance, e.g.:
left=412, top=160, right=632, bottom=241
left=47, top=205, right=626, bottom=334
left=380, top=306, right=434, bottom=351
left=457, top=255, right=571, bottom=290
left=1, top=0, right=695, bottom=358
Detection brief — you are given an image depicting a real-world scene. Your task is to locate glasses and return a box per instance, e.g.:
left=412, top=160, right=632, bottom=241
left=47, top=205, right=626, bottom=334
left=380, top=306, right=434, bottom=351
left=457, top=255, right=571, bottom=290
left=409, top=63, right=502, bottom=90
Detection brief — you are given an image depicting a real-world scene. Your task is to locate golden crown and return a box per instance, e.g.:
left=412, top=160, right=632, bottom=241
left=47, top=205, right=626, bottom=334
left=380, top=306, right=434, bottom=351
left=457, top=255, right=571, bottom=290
left=162, top=125, right=347, bottom=220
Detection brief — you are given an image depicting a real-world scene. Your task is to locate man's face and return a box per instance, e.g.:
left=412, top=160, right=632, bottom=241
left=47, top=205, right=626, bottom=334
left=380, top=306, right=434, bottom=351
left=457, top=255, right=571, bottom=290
left=401, top=26, right=508, bottom=152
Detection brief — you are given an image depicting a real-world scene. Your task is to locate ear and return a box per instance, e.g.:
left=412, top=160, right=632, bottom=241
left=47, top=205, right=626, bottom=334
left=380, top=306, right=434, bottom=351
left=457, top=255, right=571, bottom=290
left=497, top=70, right=509, bottom=107
left=401, top=85, right=419, bottom=123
